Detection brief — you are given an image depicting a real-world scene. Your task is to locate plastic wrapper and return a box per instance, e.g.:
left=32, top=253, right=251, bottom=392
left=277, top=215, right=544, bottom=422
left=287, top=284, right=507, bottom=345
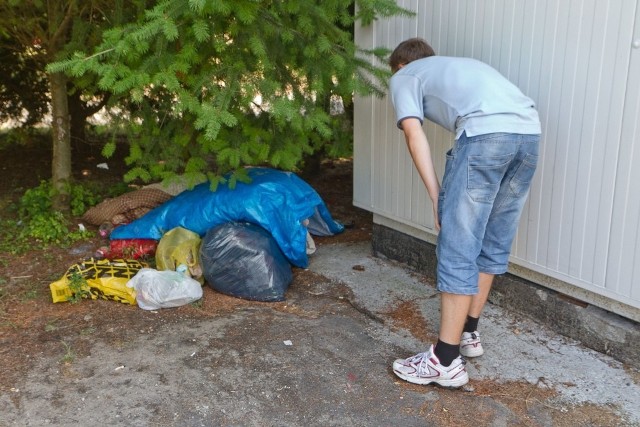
left=200, top=222, right=292, bottom=302
left=155, top=227, right=203, bottom=282
left=127, top=268, right=203, bottom=310
left=49, top=258, right=146, bottom=304
left=108, top=238, right=158, bottom=260
left=110, top=167, right=344, bottom=268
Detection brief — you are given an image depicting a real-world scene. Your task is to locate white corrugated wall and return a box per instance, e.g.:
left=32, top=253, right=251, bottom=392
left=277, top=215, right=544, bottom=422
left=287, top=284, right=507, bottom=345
left=354, top=0, right=640, bottom=319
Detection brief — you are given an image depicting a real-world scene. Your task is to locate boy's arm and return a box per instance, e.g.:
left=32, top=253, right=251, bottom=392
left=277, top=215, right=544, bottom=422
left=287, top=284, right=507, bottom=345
left=401, top=118, right=441, bottom=230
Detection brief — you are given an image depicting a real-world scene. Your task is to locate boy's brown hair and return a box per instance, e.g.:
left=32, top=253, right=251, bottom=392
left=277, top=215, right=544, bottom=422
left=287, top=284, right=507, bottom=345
left=389, top=38, right=436, bottom=73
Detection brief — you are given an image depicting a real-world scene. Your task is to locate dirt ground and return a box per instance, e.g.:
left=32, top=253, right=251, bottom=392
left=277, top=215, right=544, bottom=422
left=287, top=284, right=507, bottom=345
left=0, top=138, right=634, bottom=426
left=0, top=138, right=372, bottom=383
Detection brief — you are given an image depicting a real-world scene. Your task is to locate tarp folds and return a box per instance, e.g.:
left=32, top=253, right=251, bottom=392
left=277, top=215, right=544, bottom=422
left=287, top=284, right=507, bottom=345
left=110, top=168, right=343, bottom=267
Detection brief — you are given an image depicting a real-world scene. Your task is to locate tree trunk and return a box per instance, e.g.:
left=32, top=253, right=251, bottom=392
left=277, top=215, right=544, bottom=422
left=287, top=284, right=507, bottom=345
left=49, top=71, right=72, bottom=212
left=68, top=91, right=87, bottom=149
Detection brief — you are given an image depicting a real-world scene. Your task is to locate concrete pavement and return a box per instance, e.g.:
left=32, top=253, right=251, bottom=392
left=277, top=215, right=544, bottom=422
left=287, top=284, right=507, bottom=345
left=311, top=242, right=640, bottom=423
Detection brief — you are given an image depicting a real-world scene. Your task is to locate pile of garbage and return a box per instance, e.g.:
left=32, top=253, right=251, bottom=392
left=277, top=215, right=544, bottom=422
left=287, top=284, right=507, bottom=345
left=49, top=168, right=344, bottom=309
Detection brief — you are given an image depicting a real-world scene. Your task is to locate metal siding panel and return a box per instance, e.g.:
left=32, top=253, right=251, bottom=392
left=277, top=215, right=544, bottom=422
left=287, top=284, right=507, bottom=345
left=371, top=17, right=391, bottom=217
left=521, top=0, right=548, bottom=262
left=578, top=1, right=634, bottom=287
left=522, top=11, right=547, bottom=257
left=607, top=1, right=640, bottom=298
left=461, top=0, right=478, bottom=58
left=568, top=0, right=603, bottom=283
left=353, top=17, right=376, bottom=210
left=513, top=0, right=543, bottom=261
left=567, top=0, right=600, bottom=282
left=607, top=101, right=639, bottom=297
left=372, top=98, right=389, bottom=214
left=385, top=11, right=400, bottom=216
left=479, top=1, right=497, bottom=65
left=529, top=0, right=558, bottom=267
left=538, top=2, right=570, bottom=272
left=491, top=1, right=507, bottom=64
left=498, top=1, right=516, bottom=77
left=352, top=93, right=373, bottom=209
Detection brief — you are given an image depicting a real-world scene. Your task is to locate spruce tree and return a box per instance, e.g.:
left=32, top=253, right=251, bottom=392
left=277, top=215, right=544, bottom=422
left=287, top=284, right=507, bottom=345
left=50, top=0, right=411, bottom=187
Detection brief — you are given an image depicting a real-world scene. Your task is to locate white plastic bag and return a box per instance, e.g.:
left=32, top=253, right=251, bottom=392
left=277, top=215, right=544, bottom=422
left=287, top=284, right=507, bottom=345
left=127, top=268, right=203, bottom=310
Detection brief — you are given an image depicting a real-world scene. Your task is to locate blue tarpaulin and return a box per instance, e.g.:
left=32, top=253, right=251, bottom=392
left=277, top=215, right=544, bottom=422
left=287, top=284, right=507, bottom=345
left=110, top=168, right=344, bottom=267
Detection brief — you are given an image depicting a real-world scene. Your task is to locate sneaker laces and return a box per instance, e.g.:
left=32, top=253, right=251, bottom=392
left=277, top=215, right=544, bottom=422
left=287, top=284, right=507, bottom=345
left=406, top=352, right=431, bottom=376
left=406, top=349, right=466, bottom=374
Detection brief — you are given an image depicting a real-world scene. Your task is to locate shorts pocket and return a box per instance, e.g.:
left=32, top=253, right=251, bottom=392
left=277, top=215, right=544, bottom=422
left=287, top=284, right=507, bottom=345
left=441, top=149, right=455, bottom=192
left=509, top=153, right=538, bottom=196
left=467, top=153, right=513, bottom=203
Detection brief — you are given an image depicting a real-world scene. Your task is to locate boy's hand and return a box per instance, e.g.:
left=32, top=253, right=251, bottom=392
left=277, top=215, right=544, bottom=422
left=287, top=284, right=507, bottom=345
left=432, top=198, right=441, bottom=231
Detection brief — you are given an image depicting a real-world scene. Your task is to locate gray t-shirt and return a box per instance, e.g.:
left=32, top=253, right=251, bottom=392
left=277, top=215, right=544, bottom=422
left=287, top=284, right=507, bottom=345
left=389, top=56, right=541, bottom=139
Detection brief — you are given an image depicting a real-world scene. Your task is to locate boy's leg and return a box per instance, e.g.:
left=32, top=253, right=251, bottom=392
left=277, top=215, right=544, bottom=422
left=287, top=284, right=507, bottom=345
left=392, top=292, right=470, bottom=387
left=438, top=292, right=473, bottom=344
left=468, top=272, right=494, bottom=318
left=438, top=274, right=491, bottom=359
left=459, top=273, right=493, bottom=358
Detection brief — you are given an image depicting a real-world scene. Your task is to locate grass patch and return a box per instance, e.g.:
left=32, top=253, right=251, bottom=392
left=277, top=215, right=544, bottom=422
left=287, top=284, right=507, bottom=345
left=59, top=341, right=75, bottom=364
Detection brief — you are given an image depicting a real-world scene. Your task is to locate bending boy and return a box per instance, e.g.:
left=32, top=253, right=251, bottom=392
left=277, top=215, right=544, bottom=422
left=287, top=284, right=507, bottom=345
left=388, top=38, right=541, bottom=387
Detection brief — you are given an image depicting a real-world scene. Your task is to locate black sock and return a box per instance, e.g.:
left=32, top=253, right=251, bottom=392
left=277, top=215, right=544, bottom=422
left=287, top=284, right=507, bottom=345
left=463, top=315, right=479, bottom=333
left=434, top=339, right=460, bottom=367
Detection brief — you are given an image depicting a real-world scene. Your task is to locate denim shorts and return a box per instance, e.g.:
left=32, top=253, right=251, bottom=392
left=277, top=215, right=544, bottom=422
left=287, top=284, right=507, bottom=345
left=436, top=132, right=540, bottom=295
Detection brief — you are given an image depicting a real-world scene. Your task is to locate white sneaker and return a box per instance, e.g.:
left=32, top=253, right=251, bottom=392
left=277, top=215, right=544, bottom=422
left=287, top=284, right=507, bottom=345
left=460, top=331, right=484, bottom=358
left=392, top=345, right=469, bottom=388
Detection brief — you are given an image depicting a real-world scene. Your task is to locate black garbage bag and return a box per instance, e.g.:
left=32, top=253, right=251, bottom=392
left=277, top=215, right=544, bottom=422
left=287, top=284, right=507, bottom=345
left=200, top=222, right=293, bottom=302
